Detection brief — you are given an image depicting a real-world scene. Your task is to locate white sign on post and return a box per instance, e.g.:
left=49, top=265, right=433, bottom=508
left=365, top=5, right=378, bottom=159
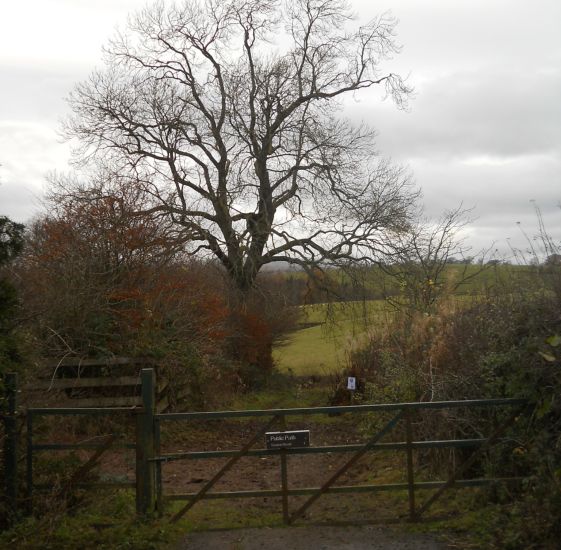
left=347, top=376, right=356, bottom=391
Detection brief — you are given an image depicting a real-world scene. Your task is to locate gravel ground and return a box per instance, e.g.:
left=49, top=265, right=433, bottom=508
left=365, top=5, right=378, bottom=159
left=178, top=525, right=450, bottom=549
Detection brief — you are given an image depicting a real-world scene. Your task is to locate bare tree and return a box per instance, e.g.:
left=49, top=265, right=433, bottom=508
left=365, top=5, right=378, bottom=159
left=65, top=0, right=416, bottom=291
left=381, top=206, right=488, bottom=315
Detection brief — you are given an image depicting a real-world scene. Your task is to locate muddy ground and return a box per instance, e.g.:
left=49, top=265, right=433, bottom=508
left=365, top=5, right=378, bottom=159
left=30, top=385, right=466, bottom=548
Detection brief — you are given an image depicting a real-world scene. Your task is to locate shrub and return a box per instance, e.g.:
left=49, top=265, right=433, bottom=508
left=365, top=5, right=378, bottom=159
left=343, top=262, right=561, bottom=547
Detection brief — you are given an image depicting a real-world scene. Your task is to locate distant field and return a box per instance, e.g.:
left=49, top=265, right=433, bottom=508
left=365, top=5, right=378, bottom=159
left=273, top=300, right=388, bottom=376
left=273, top=263, right=537, bottom=295
left=273, top=264, right=539, bottom=376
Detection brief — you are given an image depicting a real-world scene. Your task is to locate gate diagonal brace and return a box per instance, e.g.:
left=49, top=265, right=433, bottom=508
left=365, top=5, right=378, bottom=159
left=170, top=415, right=279, bottom=523
left=415, top=405, right=527, bottom=520
left=289, top=410, right=405, bottom=524
left=56, top=434, right=117, bottom=499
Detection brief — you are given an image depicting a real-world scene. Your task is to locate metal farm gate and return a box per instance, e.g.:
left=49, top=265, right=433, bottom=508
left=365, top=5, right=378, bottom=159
left=1, top=367, right=154, bottom=522
left=2, top=368, right=528, bottom=525
left=147, top=377, right=528, bottom=524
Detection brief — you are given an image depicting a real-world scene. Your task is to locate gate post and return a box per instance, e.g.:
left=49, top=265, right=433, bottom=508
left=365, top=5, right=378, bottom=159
left=405, top=409, right=416, bottom=521
left=4, top=372, right=18, bottom=523
left=279, top=414, right=289, bottom=524
left=136, top=368, right=156, bottom=516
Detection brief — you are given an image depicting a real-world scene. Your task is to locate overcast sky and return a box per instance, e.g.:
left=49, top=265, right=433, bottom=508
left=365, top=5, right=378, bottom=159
left=1, top=0, right=559, bottom=260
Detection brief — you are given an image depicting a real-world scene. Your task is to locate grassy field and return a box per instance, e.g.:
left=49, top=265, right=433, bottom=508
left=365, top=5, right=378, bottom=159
left=273, top=300, right=388, bottom=376
left=273, top=263, right=540, bottom=377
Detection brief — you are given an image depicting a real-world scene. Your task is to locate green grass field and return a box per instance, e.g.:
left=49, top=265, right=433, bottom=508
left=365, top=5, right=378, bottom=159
left=273, top=300, right=388, bottom=376
left=273, top=263, right=540, bottom=377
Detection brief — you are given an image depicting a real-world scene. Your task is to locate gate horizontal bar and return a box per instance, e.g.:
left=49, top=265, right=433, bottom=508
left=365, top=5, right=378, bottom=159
left=60, top=397, right=143, bottom=408
left=34, top=481, right=135, bottom=491
left=156, top=398, right=526, bottom=421
left=73, top=481, right=136, bottom=488
left=163, top=478, right=523, bottom=501
left=32, top=442, right=135, bottom=451
left=151, top=438, right=513, bottom=462
left=27, top=407, right=137, bottom=415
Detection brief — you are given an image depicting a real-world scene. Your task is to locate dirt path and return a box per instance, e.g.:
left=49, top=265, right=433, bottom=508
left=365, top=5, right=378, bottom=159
left=162, top=402, right=460, bottom=548
left=177, top=525, right=450, bottom=549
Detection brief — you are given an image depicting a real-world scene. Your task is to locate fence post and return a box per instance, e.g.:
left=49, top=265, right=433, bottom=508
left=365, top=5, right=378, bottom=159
left=25, top=411, right=33, bottom=515
left=405, top=409, right=416, bottom=521
left=279, top=414, right=289, bottom=524
left=4, top=372, right=18, bottom=523
left=154, top=416, right=163, bottom=516
left=136, top=368, right=156, bottom=516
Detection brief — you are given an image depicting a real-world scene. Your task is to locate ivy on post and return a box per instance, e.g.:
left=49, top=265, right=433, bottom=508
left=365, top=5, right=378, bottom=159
left=136, top=368, right=156, bottom=516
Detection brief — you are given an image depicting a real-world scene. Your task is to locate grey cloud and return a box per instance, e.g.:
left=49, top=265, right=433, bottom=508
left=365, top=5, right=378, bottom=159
left=409, top=155, right=561, bottom=255
left=0, top=181, right=41, bottom=223
left=372, top=0, right=561, bottom=76
left=0, top=64, right=80, bottom=124
left=0, top=121, right=70, bottom=222
left=0, top=64, right=79, bottom=221
left=347, top=69, right=561, bottom=161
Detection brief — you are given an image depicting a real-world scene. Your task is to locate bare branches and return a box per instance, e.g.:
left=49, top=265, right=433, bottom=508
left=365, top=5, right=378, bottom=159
left=64, top=0, right=415, bottom=291
left=380, top=206, right=491, bottom=315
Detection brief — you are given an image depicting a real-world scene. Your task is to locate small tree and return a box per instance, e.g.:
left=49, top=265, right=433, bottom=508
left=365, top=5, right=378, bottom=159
left=19, top=173, right=190, bottom=355
left=0, top=216, right=25, bottom=368
left=382, top=207, right=486, bottom=315
left=18, top=171, right=298, bottom=378
left=65, top=0, right=417, bottom=292
left=0, top=216, right=24, bottom=265
left=545, top=254, right=561, bottom=266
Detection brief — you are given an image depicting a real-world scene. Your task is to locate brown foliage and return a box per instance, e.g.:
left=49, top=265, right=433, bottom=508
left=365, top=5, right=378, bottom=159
left=15, top=176, right=299, bottom=391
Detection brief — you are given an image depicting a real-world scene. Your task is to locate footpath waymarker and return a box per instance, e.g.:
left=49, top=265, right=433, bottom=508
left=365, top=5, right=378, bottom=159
left=265, top=430, right=310, bottom=450
left=347, top=376, right=357, bottom=404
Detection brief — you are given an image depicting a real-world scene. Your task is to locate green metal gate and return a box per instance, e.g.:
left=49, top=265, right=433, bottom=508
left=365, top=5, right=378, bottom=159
left=2, top=369, right=153, bottom=520
left=151, top=393, right=527, bottom=524
left=2, top=368, right=529, bottom=524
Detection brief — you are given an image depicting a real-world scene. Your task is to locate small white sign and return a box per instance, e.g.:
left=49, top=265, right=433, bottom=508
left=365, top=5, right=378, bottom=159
left=347, top=376, right=356, bottom=391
